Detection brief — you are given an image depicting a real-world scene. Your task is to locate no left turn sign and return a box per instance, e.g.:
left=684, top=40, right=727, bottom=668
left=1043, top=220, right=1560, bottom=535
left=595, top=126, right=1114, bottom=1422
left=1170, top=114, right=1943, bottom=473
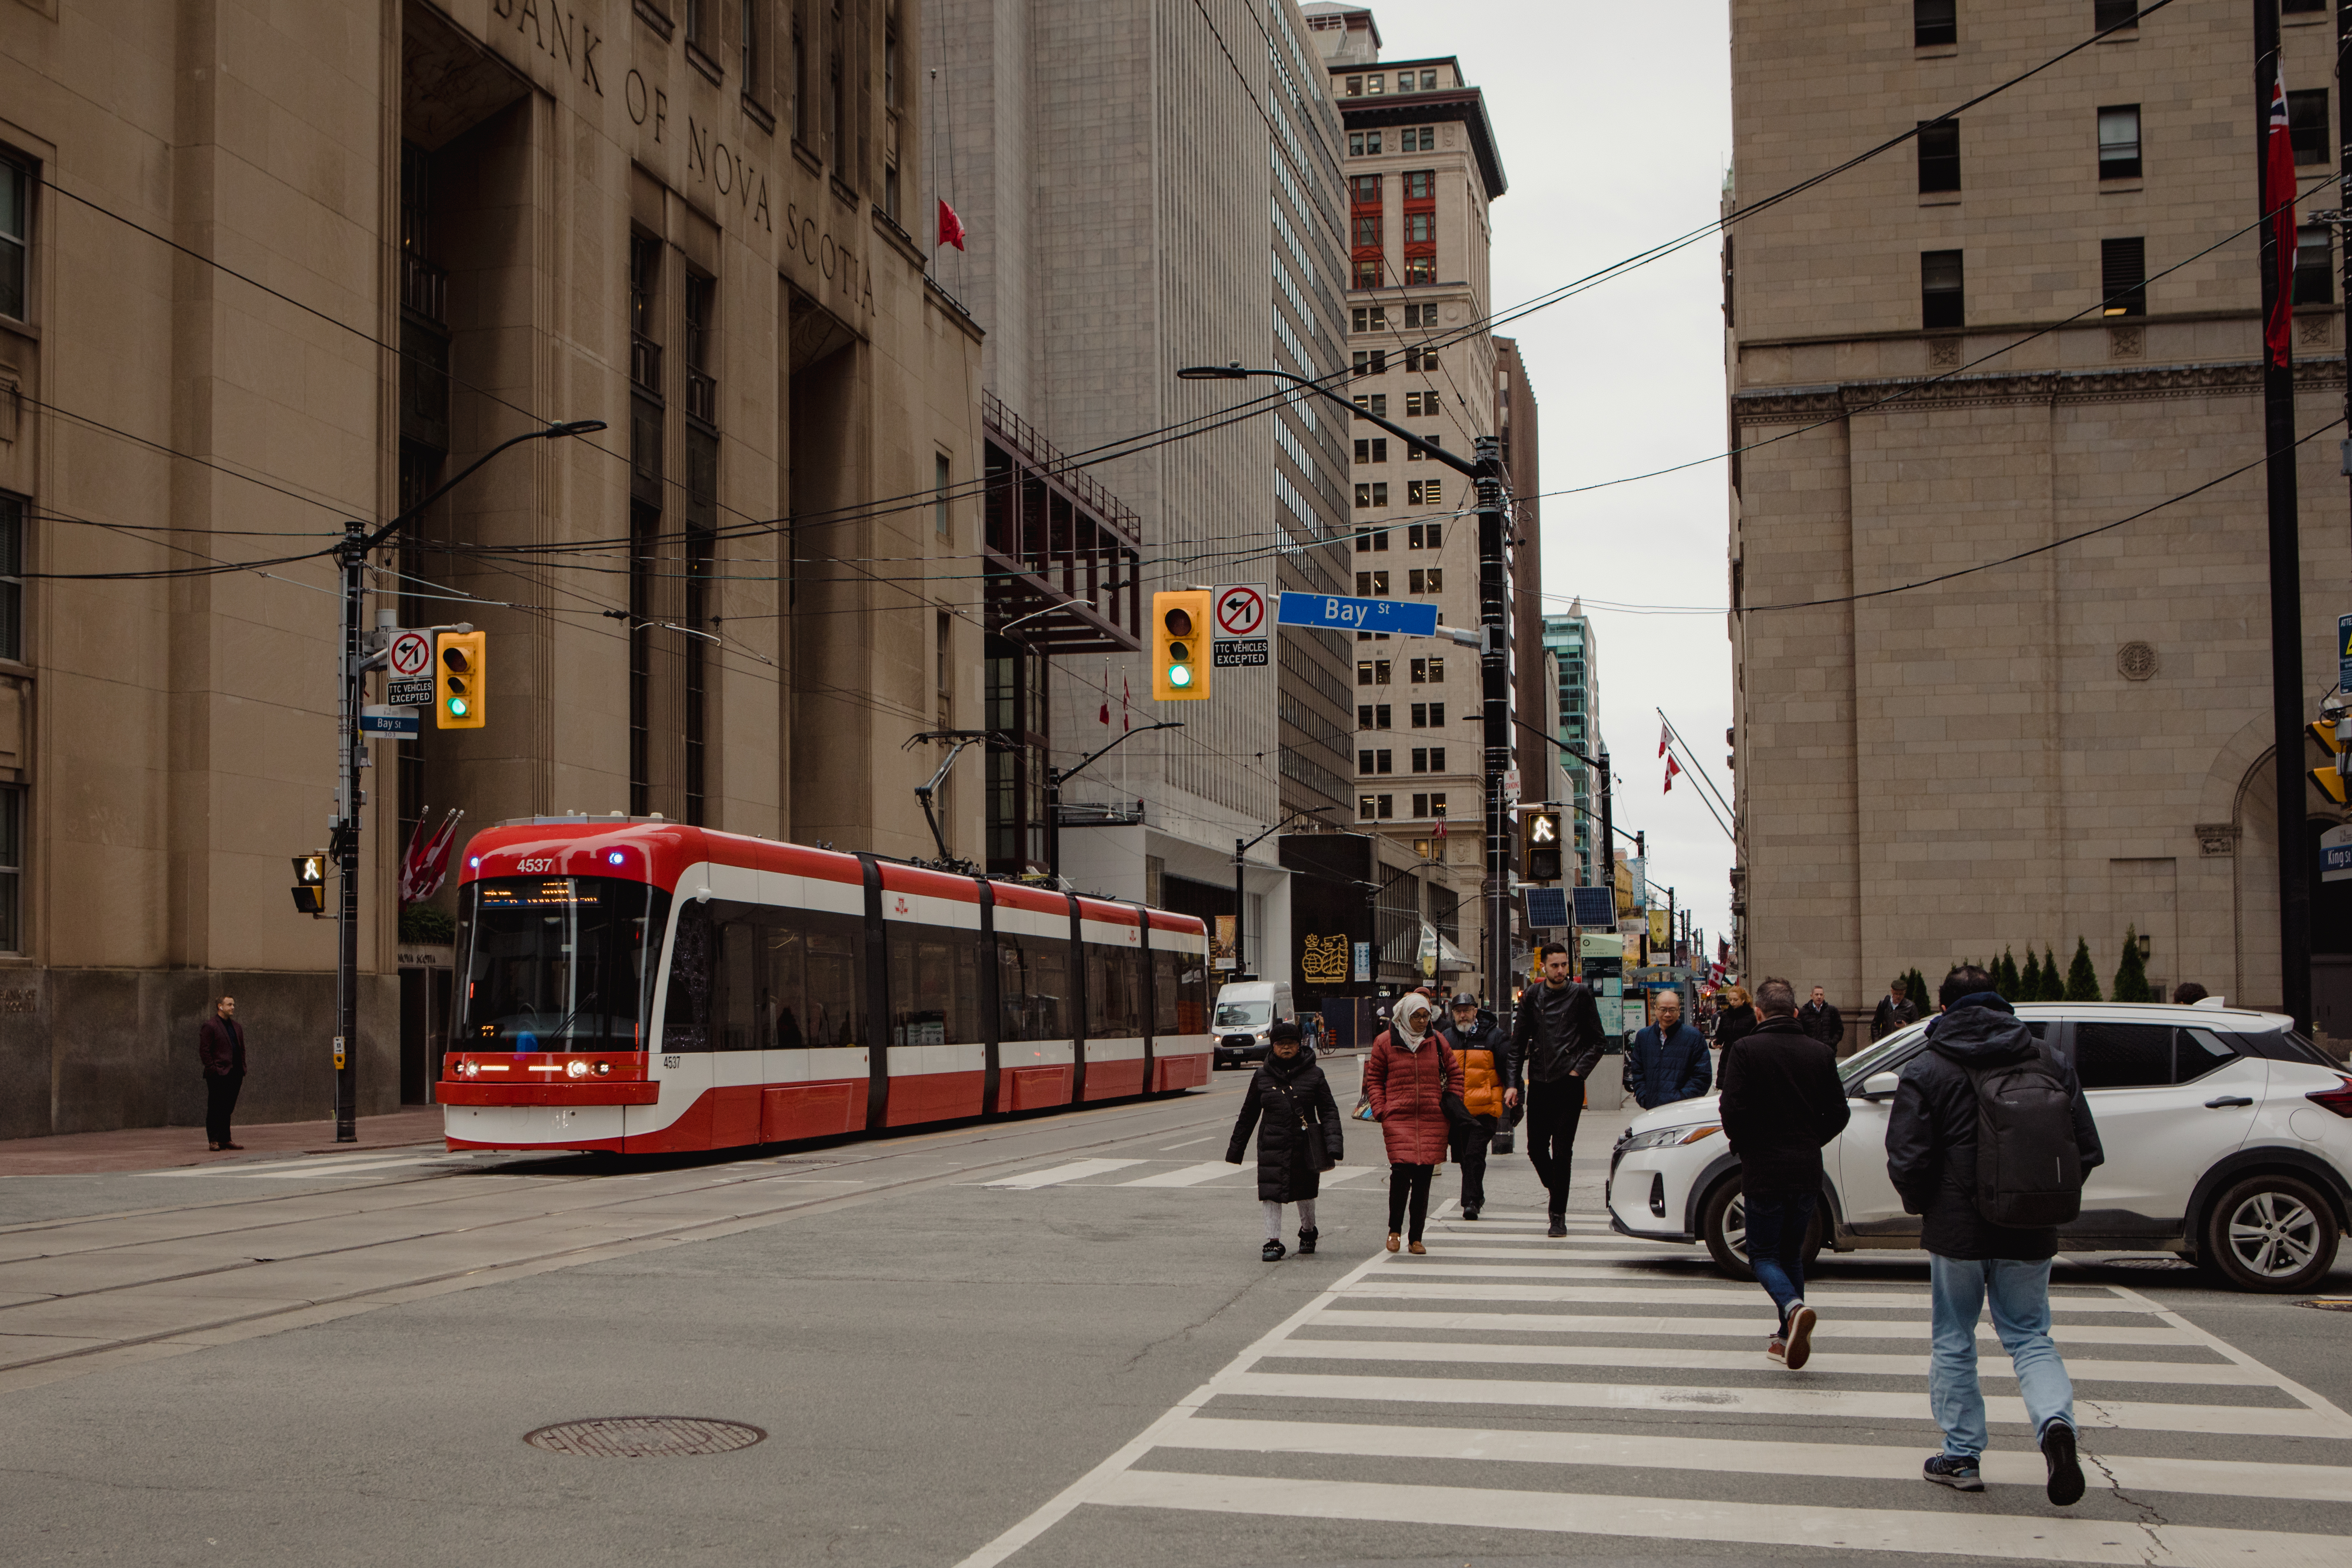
left=1213, top=585, right=1266, bottom=639
left=387, top=630, right=433, bottom=679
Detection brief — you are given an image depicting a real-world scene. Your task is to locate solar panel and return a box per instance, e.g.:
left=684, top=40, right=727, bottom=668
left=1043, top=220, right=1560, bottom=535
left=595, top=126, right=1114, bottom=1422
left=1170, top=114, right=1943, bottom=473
left=1572, top=886, right=1616, bottom=927
left=1522, top=887, right=1568, bottom=929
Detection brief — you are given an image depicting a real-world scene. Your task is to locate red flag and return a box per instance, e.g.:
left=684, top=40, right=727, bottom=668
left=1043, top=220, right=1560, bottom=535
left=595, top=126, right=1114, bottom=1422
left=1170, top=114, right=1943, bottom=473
left=2264, top=63, right=2297, bottom=368
left=1434, top=807, right=1447, bottom=839
left=1122, top=673, right=1132, bottom=732
left=1664, top=753, right=1683, bottom=793
left=938, top=198, right=967, bottom=252
left=1658, top=721, right=1670, bottom=758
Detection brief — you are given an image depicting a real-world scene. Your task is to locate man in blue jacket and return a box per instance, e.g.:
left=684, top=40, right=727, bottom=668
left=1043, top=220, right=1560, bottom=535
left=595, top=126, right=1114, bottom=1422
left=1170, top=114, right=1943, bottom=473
left=1623, top=989, right=1711, bottom=1110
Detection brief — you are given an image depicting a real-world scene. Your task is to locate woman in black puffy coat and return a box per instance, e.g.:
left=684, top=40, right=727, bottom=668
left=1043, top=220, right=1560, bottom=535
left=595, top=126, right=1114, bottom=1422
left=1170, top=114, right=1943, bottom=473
left=1225, top=1020, right=1344, bottom=1260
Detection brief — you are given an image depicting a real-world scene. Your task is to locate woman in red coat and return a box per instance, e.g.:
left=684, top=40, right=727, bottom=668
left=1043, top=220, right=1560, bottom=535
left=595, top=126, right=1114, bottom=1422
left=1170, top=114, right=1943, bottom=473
left=1364, top=992, right=1463, bottom=1254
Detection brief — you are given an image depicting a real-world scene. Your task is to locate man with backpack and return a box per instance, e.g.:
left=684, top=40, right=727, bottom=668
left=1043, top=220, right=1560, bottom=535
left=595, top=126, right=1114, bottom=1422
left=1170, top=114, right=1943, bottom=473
left=1886, top=964, right=2103, bottom=1506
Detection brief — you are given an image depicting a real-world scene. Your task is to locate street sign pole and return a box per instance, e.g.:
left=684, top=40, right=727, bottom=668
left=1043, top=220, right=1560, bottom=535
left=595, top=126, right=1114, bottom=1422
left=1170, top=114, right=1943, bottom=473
left=1475, top=435, right=1510, bottom=1029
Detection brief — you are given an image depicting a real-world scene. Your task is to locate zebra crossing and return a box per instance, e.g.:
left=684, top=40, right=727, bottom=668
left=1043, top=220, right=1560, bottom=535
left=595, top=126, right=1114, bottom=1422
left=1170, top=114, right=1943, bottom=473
left=973, top=1157, right=1382, bottom=1190
left=141, top=1149, right=454, bottom=1180
left=955, top=1201, right=2352, bottom=1566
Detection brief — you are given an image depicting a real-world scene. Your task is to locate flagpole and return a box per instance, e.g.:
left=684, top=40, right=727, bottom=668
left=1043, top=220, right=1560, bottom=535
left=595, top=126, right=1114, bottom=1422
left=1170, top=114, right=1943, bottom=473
left=2256, top=2, right=2314, bottom=1031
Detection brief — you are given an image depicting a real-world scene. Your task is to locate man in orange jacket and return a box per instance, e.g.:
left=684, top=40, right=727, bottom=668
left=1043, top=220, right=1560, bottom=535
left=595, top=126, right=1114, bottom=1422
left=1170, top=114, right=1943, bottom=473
left=1441, top=993, right=1512, bottom=1220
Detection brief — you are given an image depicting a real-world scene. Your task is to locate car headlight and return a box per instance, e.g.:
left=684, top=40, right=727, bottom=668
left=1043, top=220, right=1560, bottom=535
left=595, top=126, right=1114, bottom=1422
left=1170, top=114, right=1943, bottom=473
left=1621, top=1123, right=1721, bottom=1151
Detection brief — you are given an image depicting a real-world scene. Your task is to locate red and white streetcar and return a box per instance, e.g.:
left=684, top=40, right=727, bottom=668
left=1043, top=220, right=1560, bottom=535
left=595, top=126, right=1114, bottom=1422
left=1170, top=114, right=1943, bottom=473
left=437, top=818, right=1213, bottom=1154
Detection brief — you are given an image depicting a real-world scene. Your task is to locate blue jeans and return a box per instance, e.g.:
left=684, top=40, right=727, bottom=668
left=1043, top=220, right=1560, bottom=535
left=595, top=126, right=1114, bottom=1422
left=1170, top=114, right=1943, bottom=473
left=1928, top=1254, right=2075, bottom=1459
left=1744, top=1188, right=1813, bottom=1331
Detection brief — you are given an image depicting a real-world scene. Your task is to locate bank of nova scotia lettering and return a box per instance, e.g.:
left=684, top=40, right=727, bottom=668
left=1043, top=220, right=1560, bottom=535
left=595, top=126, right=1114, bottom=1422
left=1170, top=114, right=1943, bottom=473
left=687, top=119, right=775, bottom=234
left=489, top=0, right=604, bottom=94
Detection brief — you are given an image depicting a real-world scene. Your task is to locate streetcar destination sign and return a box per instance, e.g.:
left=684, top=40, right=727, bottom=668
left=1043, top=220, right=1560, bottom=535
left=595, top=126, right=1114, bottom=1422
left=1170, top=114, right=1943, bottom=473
left=1276, top=591, right=1439, bottom=637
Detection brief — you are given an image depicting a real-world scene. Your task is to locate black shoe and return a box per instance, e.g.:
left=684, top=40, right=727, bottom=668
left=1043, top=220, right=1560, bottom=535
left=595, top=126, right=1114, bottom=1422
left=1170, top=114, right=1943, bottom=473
left=1261, top=1238, right=1286, bottom=1262
left=1546, top=1216, right=1567, bottom=1238
left=1462, top=1206, right=1480, bottom=1221
left=1297, top=1226, right=1318, bottom=1256
left=2041, top=1421, right=2084, bottom=1506
left=1922, top=1455, right=1984, bottom=1492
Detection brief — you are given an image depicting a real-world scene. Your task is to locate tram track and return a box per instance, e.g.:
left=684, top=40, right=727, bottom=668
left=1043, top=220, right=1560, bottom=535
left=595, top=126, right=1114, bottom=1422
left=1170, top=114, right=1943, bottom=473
left=0, top=1081, right=1259, bottom=1385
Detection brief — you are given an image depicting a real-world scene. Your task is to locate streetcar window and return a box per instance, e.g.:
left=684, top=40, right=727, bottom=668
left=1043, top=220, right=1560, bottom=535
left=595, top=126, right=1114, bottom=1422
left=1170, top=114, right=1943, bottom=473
left=456, top=877, right=670, bottom=1051
left=1085, top=941, right=1146, bottom=1037
left=887, top=923, right=980, bottom=1047
left=996, top=931, right=1070, bottom=1042
left=1184, top=955, right=1211, bottom=1035
left=1153, top=949, right=1183, bottom=1034
left=667, top=898, right=868, bottom=1052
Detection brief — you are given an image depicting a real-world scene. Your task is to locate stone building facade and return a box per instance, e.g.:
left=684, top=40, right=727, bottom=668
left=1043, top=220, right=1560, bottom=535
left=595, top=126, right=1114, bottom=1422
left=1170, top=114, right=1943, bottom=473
left=1727, top=1, right=2352, bottom=1034
left=0, top=0, right=981, bottom=1135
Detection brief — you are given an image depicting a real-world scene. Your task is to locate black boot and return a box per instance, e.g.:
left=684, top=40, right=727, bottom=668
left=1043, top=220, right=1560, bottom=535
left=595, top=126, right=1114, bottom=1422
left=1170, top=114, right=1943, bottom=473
left=1262, top=1237, right=1287, bottom=1262
left=1547, top=1214, right=1568, bottom=1238
left=1297, top=1226, right=1318, bottom=1256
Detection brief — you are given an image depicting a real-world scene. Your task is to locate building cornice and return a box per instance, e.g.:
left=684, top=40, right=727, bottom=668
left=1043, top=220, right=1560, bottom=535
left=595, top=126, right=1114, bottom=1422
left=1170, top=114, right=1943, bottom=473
left=1336, top=89, right=1506, bottom=199
left=1732, top=356, right=2350, bottom=424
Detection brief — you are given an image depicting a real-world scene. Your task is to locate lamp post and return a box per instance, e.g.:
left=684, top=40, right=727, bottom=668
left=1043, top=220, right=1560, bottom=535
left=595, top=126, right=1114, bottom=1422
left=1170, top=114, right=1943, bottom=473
left=1231, top=807, right=1331, bottom=982
left=1180, top=363, right=1510, bottom=1028
left=329, top=418, right=605, bottom=1141
left=1043, top=720, right=1184, bottom=885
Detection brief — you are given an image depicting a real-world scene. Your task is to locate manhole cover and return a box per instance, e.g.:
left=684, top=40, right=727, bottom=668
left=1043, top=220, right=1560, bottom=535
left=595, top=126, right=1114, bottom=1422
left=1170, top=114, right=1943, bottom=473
left=2296, top=1298, right=2352, bottom=1313
left=524, top=1417, right=766, bottom=1458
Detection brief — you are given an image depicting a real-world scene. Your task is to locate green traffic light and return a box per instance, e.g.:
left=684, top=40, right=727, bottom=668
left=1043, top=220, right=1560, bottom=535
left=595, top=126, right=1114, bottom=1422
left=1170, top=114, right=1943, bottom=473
left=448, top=697, right=469, bottom=717
left=1168, top=664, right=1192, bottom=688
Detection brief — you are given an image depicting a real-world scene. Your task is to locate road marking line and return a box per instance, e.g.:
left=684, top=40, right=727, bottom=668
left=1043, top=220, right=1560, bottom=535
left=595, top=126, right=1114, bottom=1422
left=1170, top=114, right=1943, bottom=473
left=1159, top=1136, right=1219, bottom=1151
left=1119, top=1162, right=1248, bottom=1188
left=1262, top=1338, right=2261, bottom=1387
left=1339, top=1282, right=2157, bottom=1311
left=1089, top=1470, right=2350, bottom=1566
left=1307, top=1309, right=2198, bottom=1347
left=983, top=1159, right=1146, bottom=1189
left=1155, top=1416, right=2352, bottom=1504
left=1212, top=1370, right=2350, bottom=1438
left=1318, top=1167, right=1375, bottom=1185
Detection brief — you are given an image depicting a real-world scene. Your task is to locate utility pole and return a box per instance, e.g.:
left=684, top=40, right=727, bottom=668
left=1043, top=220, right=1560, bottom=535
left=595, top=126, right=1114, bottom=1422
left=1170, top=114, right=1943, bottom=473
left=1232, top=808, right=1328, bottom=984
left=1598, top=748, right=1613, bottom=897
left=1474, top=434, right=1510, bottom=1039
left=2257, top=2, right=2314, bottom=1031
left=1043, top=721, right=1183, bottom=885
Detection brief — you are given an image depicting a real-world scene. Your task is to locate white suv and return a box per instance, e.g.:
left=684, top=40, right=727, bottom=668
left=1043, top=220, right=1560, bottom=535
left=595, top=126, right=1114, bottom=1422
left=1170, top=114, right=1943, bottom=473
left=1605, top=1002, right=2352, bottom=1292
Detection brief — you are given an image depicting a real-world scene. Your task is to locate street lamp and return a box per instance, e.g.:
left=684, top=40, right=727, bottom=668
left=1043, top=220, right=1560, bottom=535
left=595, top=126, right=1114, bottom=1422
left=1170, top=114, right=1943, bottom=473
left=327, top=418, right=607, bottom=1141
left=1043, top=720, right=1184, bottom=884
left=1230, top=807, right=1332, bottom=981
left=1179, top=364, right=1514, bottom=1033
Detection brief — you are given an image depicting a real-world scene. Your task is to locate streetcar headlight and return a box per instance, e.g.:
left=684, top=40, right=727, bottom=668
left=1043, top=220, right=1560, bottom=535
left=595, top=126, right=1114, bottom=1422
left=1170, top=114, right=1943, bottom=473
left=566, top=1059, right=591, bottom=1079
left=593, top=1062, right=612, bottom=1077
left=456, top=1059, right=479, bottom=1079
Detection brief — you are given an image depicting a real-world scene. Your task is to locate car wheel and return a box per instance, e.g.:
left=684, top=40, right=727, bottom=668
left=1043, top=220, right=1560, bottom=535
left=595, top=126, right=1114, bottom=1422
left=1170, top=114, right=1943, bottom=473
left=2201, top=1175, right=2342, bottom=1293
left=1700, top=1174, right=1825, bottom=1282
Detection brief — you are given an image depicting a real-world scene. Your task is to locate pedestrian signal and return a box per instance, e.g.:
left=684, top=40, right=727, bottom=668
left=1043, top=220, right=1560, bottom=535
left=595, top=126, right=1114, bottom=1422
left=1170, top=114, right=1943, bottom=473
left=1522, top=807, right=1564, bottom=883
left=436, top=630, right=487, bottom=729
left=2312, top=716, right=2348, bottom=806
left=290, top=853, right=326, bottom=915
left=1152, top=590, right=1212, bottom=701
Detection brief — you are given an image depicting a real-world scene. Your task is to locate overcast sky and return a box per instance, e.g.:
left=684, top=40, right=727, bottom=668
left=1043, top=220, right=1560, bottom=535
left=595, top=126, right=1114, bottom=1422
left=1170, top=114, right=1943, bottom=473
left=1361, top=1, right=1739, bottom=944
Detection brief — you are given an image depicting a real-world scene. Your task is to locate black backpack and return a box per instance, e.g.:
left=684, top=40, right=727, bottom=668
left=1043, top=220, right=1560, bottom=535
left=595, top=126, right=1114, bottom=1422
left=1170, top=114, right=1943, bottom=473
left=1964, top=1046, right=2083, bottom=1227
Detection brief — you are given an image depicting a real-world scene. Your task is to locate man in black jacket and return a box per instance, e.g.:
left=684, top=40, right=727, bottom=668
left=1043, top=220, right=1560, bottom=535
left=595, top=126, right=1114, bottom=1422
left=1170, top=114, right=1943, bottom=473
left=1798, top=986, right=1844, bottom=1051
left=1717, top=976, right=1849, bottom=1369
left=1508, top=941, right=1606, bottom=1236
left=1886, top=965, right=2102, bottom=1506
left=1870, top=978, right=1919, bottom=1042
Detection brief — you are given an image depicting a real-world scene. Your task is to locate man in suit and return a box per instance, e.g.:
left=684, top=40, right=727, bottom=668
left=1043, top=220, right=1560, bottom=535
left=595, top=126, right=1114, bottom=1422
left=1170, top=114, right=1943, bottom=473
left=198, top=995, right=247, bottom=1152
left=1799, top=985, right=1845, bottom=1051
left=1871, top=978, right=1919, bottom=1042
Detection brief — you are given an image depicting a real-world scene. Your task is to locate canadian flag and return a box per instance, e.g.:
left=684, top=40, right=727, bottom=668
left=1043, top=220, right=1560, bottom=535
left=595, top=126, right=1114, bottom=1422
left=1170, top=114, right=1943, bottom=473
left=1658, top=720, right=1670, bottom=758
left=1664, top=753, right=1683, bottom=793
left=400, top=808, right=465, bottom=905
left=1122, top=673, right=1133, bottom=733
left=939, top=198, right=967, bottom=252
left=2263, top=63, right=2297, bottom=368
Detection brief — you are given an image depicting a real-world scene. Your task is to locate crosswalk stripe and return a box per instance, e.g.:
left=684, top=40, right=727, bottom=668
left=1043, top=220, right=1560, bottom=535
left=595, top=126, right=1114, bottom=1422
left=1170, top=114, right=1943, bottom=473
left=984, top=1159, right=1146, bottom=1189
left=149, top=1155, right=434, bottom=1179
left=1308, top=1308, right=2200, bottom=1347
left=1090, top=1469, right=2350, bottom=1566
left=1340, top=1281, right=2154, bottom=1311
left=1216, top=1369, right=2352, bottom=1438
left=1318, top=1167, right=1376, bottom=1185
left=1419, top=1232, right=1689, bottom=1247
left=1261, top=1337, right=2267, bottom=1387
left=1409, top=1245, right=1702, bottom=1261
left=1156, top=1415, right=2352, bottom=1505
left=1118, top=1161, right=1247, bottom=1188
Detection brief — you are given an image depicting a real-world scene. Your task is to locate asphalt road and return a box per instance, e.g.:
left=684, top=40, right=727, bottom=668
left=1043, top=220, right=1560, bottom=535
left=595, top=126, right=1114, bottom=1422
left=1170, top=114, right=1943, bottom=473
left=0, top=1060, right=2346, bottom=1567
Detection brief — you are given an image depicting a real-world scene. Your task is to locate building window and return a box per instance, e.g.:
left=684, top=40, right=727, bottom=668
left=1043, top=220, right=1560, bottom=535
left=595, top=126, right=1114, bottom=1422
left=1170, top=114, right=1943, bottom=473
left=1353, top=349, right=1388, bottom=375
left=1345, top=75, right=1362, bottom=96
left=1404, top=301, right=1435, bottom=326
left=1914, top=0, right=1957, bottom=46
left=1354, top=482, right=1389, bottom=509
left=1348, top=131, right=1385, bottom=156
left=1403, top=172, right=1433, bottom=202
left=1352, top=213, right=1383, bottom=249
left=1355, top=659, right=1391, bottom=687
left=1404, top=346, right=1437, bottom=372
left=684, top=272, right=717, bottom=424
left=2098, top=104, right=2141, bottom=180
left=1404, top=211, right=1435, bottom=243
left=2283, top=0, right=2327, bottom=11
left=742, top=0, right=760, bottom=86
left=1426, top=701, right=1445, bottom=726
left=2100, top=236, right=2146, bottom=316
left=0, top=156, right=25, bottom=320
left=1408, top=480, right=1442, bottom=507
left=0, top=492, right=19, bottom=662
left=934, top=453, right=953, bottom=537
left=2289, top=89, right=2331, bottom=166
left=1351, top=304, right=1387, bottom=331
left=1403, top=257, right=1435, bottom=285
left=2093, top=0, right=2140, bottom=28
left=1353, top=393, right=1389, bottom=419
left=1917, top=118, right=1960, bottom=194
left=0, top=783, right=18, bottom=953
left=1350, top=174, right=1381, bottom=205
left=1407, top=127, right=1435, bottom=151
left=1407, top=522, right=1442, bottom=548
left=1921, top=249, right=1965, bottom=329
left=2296, top=225, right=2335, bottom=304
left=1409, top=657, right=1443, bottom=683
left=1355, top=569, right=1390, bottom=595
left=1354, top=438, right=1388, bottom=463
left=1353, top=257, right=1382, bottom=289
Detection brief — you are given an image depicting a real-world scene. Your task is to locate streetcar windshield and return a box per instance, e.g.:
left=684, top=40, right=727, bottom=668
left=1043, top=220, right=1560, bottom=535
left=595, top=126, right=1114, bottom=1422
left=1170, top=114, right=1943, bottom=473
left=456, top=877, right=672, bottom=1051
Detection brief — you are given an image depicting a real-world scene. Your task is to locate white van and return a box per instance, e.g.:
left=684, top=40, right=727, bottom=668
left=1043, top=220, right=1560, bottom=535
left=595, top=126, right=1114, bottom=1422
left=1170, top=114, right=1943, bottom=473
left=1212, top=981, right=1297, bottom=1069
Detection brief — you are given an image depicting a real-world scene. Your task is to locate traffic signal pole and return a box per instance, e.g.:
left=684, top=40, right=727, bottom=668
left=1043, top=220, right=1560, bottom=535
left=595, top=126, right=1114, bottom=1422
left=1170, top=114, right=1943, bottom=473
left=326, top=419, right=604, bottom=1141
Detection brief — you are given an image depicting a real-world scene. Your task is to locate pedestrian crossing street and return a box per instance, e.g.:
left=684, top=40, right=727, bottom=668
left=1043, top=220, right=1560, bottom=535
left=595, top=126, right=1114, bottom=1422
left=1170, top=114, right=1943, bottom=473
left=956, top=1203, right=2352, bottom=1566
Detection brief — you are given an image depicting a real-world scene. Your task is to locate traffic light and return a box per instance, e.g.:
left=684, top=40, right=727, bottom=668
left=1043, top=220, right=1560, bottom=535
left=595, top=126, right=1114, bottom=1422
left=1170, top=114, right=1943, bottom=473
left=2312, top=715, right=2348, bottom=806
left=435, top=630, right=486, bottom=729
left=290, top=853, right=326, bottom=915
left=1151, top=590, right=1212, bottom=701
left=1522, top=807, right=1564, bottom=882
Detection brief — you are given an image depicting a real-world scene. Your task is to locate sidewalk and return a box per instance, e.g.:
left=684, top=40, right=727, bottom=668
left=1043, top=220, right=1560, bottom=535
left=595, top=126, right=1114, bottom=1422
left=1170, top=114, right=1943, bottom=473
left=0, top=1107, right=447, bottom=1177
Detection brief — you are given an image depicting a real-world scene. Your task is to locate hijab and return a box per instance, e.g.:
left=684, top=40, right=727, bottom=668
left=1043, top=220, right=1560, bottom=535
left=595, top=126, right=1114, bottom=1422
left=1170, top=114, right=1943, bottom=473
left=1391, top=995, right=1435, bottom=1053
